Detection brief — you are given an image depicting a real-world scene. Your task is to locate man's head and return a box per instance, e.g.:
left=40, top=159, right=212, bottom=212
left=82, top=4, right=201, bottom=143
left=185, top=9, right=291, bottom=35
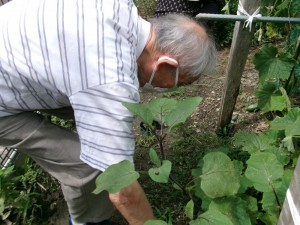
left=137, top=14, right=217, bottom=91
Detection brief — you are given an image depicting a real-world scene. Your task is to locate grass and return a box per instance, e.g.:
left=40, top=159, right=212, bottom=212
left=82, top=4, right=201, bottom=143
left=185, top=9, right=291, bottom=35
left=1, top=158, right=61, bottom=225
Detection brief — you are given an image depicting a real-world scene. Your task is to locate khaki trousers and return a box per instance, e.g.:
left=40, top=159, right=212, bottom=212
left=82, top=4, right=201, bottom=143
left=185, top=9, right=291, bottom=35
left=0, top=109, right=114, bottom=224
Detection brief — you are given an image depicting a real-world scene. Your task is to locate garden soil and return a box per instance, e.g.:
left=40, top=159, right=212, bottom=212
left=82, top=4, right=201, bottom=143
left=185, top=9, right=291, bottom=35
left=49, top=47, right=269, bottom=225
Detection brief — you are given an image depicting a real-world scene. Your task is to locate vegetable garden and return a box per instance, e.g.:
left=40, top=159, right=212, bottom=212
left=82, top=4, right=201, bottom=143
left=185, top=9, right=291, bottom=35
left=0, top=0, right=299, bottom=224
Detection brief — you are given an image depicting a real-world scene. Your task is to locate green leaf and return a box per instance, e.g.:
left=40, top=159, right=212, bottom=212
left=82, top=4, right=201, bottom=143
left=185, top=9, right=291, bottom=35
left=271, top=108, right=300, bottom=131
left=261, top=192, right=276, bottom=211
left=184, top=200, right=194, bottom=220
left=200, top=152, right=240, bottom=198
left=210, top=197, right=252, bottom=225
left=148, top=160, right=172, bottom=183
left=149, top=148, right=161, bottom=167
left=282, top=136, right=295, bottom=152
left=122, top=102, right=153, bottom=126
left=93, top=160, right=139, bottom=194
left=265, top=146, right=290, bottom=166
left=279, top=87, right=291, bottom=109
left=144, top=220, right=168, bottom=225
left=253, top=45, right=296, bottom=82
left=271, top=108, right=300, bottom=152
left=283, top=116, right=300, bottom=137
left=241, top=195, right=258, bottom=224
left=238, top=175, right=253, bottom=194
left=146, top=98, right=177, bottom=124
left=275, top=168, right=294, bottom=206
left=194, top=184, right=211, bottom=211
left=165, top=97, right=202, bottom=130
left=255, top=82, right=288, bottom=113
left=245, top=152, right=284, bottom=192
left=234, top=131, right=277, bottom=154
left=269, top=95, right=288, bottom=112
left=190, top=208, right=234, bottom=225
left=258, top=205, right=280, bottom=225
left=124, top=97, right=201, bottom=131
left=233, top=160, right=243, bottom=175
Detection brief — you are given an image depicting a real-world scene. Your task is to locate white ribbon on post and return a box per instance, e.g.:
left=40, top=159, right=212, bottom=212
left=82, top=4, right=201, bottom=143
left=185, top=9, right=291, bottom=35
left=237, top=0, right=261, bottom=31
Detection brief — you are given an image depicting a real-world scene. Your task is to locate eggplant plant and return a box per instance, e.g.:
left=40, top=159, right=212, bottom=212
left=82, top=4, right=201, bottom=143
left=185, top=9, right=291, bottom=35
left=94, top=97, right=300, bottom=225
left=93, top=96, right=202, bottom=193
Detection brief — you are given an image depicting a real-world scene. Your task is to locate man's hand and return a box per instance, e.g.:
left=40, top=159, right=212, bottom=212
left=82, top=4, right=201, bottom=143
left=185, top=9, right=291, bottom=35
left=109, top=181, right=155, bottom=225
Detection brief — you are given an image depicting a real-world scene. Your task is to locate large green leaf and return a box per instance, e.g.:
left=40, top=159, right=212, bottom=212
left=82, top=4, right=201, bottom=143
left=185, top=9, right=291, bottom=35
left=245, top=152, right=284, bottom=192
left=265, top=146, right=290, bottom=166
left=190, top=208, right=234, bottom=225
left=271, top=107, right=300, bottom=131
left=122, top=102, right=153, bottom=126
left=148, top=160, right=172, bottom=183
left=234, top=130, right=277, bottom=154
left=123, top=97, right=201, bottom=131
left=271, top=108, right=300, bottom=136
left=253, top=45, right=296, bottom=82
left=93, top=160, right=139, bottom=194
left=146, top=98, right=177, bottom=124
left=255, top=82, right=288, bottom=113
left=165, top=97, right=202, bottom=130
left=271, top=108, right=300, bottom=151
left=210, top=197, right=252, bottom=225
left=200, top=152, right=240, bottom=198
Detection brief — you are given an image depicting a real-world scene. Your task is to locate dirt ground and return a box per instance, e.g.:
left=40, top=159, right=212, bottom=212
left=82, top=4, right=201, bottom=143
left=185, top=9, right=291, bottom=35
left=187, top=47, right=269, bottom=135
left=138, top=47, right=269, bottom=136
left=49, top=47, right=269, bottom=225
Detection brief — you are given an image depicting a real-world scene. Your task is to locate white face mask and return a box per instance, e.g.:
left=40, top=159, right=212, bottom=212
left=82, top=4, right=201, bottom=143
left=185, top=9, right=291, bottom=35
left=142, top=56, right=179, bottom=93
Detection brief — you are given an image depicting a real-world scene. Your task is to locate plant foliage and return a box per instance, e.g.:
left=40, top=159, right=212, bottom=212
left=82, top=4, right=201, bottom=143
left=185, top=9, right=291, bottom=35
left=0, top=159, right=59, bottom=224
left=94, top=91, right=300, bottom=224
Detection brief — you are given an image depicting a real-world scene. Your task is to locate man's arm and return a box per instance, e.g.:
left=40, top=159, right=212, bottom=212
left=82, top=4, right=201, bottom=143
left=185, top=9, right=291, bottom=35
left=109, top=181, right=155, bottom=225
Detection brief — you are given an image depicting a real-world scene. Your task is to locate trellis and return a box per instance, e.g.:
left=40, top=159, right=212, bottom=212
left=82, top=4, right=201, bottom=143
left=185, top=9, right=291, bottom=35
left=196, top=0, right=300, bottom=224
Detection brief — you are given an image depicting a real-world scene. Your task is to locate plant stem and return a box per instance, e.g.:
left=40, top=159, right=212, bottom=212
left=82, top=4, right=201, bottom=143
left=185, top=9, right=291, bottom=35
left=294, top=39, right=300, bottom=60
left=169, top=175, right=185, bottom=191
left=158, top=135, right=166, bottom=160
left=272, top=186, right=282, bottom=211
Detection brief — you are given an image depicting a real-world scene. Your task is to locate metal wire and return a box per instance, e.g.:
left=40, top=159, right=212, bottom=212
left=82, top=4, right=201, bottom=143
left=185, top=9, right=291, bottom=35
left=196, top=13, right=300, bottom=24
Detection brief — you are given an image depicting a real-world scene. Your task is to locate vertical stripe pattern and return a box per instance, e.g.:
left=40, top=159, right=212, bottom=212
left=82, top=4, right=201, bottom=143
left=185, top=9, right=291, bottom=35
left=0, top=0, right=151, bottom=171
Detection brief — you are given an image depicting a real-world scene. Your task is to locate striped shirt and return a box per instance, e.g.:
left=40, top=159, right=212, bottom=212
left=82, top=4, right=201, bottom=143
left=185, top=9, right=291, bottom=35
left=0, top=0, right=151, bottom=171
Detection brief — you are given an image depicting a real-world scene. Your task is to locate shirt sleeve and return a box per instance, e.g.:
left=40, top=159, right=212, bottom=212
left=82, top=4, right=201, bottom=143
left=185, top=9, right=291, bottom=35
left=69, top=82, right=140, bottom=172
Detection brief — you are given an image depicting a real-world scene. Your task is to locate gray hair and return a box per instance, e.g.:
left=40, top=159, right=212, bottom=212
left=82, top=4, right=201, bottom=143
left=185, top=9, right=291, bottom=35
left=150, top=14, right=217, bottom=79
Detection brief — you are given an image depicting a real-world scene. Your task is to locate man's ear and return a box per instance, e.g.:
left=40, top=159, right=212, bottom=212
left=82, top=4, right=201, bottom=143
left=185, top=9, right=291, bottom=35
left=156, top=56, right=178, bottom=71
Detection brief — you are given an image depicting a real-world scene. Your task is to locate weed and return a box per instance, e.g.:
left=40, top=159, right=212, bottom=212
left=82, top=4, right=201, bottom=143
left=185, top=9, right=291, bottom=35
left=0, top=158, right=60, bottom=224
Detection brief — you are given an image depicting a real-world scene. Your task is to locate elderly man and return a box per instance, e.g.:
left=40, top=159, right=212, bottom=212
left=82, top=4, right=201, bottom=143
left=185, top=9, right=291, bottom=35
left=0, top=0, right=216, bottom=224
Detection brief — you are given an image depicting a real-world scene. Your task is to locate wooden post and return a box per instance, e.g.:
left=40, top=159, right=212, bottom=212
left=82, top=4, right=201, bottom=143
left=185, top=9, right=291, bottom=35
left=217, top=0, right=261, bottom=130
left=277, top=156, right=300, bottom=225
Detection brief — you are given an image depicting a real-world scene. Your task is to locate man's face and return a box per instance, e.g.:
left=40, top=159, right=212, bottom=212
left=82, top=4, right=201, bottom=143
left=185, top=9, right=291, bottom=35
left=138, top=61, right=197, bottom=90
